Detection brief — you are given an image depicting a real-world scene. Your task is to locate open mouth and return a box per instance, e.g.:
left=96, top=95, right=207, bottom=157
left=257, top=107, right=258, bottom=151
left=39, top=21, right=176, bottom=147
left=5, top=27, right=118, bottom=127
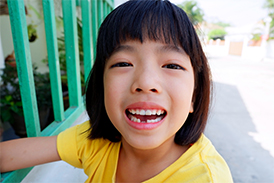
left=126, top=109, right=167, bottom=123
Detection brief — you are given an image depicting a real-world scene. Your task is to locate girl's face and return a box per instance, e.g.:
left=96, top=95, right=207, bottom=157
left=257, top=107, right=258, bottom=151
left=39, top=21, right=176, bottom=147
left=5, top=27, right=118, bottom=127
left=104, top=40, right=194, bottom=150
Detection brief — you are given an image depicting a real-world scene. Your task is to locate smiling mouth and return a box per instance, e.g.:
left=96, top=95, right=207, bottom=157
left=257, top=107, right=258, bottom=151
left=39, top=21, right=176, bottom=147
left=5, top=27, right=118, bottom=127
left=126, top=109, right=167, bottom=123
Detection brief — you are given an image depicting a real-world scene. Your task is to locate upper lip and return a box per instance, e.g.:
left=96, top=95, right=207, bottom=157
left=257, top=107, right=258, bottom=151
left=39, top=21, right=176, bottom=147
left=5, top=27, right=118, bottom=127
left=126, top=102, right=166, bottom=111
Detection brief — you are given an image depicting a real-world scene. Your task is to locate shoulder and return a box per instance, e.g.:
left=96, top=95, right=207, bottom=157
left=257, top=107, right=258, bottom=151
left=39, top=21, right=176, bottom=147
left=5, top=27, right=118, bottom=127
left=147, top=134, right=233, bottom=183
left=194, top=134, right=233, bottom=183
left=57, top=121, right=117, bottom=168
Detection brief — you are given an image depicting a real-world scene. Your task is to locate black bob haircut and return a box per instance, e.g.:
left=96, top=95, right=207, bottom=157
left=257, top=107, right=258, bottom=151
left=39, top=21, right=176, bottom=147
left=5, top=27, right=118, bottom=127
left=85, top=0, right=211, bottom=146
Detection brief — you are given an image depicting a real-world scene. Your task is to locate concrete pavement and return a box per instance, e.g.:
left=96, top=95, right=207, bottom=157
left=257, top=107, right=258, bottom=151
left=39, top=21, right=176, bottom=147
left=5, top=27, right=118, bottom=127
left=205, top=56, right=274, bottom=183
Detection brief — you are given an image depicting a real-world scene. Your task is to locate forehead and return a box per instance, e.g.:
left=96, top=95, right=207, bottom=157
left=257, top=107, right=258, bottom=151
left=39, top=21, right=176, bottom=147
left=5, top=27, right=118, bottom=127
left=112, top=40, right=188, bottom=56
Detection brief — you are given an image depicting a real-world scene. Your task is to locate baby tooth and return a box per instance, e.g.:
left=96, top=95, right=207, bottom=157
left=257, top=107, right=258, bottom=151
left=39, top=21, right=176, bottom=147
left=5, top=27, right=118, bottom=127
left=128, top=109, right=164, bottom=116
left=130, top=116, right=140, bottom=123
left=157, top=110, right=162, bottom=115
left=140, top=110, right=146, bottom=115
left=146, top=110, right=152, bottom=115
left=156, top=117, right=162, bottom=122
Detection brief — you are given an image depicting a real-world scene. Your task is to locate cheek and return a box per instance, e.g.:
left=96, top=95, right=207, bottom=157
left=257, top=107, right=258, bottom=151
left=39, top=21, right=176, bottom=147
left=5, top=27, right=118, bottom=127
left=166, top=76, right=195, bottom=112
left=103, top=74, right=126, bottom=118
left=104, top=76, right=116, bottom=110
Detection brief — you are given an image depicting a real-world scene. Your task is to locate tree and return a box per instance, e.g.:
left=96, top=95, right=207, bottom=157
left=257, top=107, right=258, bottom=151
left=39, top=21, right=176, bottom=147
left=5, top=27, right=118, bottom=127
left=264, top=0, right=274, bottom=39
left=207, top=28, right=227, bottom=40
left=177, top=0, right=204, bottom=26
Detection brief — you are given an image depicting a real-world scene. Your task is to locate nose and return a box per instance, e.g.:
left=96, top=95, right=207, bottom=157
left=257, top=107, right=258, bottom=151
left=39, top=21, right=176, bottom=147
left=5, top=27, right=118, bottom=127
left=131, top=66, right=162, bottom=94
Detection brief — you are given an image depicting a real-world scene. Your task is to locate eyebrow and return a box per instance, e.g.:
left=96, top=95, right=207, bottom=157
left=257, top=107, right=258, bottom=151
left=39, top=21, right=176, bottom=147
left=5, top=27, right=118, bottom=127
left=157, top=45, right=186, bottom=55
left=112, top=45, right=135, bottom=55
left=112, top=44, right=186, bottom=55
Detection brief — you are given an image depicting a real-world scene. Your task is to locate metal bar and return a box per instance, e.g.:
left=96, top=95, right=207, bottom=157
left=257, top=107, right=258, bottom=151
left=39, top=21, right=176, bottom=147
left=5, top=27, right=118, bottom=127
left=1, top=167, right=33, bottom=183
left=7, top=0, right=41, bottom=137
left=103, top=1, right=107, bottom=19
left=81, top=0, right=93, bottom=82
left=91, top=0, right=98, bottom=58
left=76, top=0, right=81, bottom=6
left=42, top=0, right=65, bottom=122
left=97, top=0, right=104, bottom=27
left=41, top=102, right=85, bottom=136
left=62, top=0, right=82, bottom=107
left=104, top=0, right=114, bottom=7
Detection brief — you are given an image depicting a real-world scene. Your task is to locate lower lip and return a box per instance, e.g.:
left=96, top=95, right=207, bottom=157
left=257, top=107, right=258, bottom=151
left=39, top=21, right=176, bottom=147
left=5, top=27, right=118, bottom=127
left=125, top=114, right=165, bottom=130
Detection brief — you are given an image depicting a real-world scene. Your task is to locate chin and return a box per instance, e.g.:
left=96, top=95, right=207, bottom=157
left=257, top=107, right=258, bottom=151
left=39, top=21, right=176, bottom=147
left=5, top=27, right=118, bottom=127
left=122, top=135, right=174, bottom=151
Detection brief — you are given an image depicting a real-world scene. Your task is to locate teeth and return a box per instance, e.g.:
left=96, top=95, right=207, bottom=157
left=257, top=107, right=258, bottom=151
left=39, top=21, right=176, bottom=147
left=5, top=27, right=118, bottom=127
left=145, top=110, right=151, bottom=115
left=130, top=115, right=163, bottom=123
left=128, top=109, right=165, bottom=116
left=140, top=110, right=146, bottom=115
left=128, top=109, right=165, bottom=123
left=130, top=116, right=141, bottom=123
left=147, top=117, right=162, bottom=123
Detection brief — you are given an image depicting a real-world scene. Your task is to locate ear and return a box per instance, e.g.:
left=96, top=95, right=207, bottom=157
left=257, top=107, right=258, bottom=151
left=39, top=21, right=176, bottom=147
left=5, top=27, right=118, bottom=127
left=189, top=102, right=194, bottom=113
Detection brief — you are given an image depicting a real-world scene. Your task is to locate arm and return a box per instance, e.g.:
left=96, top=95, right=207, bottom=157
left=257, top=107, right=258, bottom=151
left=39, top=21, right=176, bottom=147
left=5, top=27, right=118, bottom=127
left=0, top=136, right=61, bottom=173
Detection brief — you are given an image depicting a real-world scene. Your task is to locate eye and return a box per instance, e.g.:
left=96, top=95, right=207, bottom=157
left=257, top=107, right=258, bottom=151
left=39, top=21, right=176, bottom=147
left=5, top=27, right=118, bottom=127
left=110, top=62, right=133, bottom=68
left=163, top=64, right=185, bottom=70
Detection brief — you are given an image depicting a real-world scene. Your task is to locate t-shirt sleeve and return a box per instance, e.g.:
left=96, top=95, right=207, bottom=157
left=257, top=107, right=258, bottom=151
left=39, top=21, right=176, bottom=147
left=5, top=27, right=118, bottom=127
left=57, top=121, right=90, bottom=168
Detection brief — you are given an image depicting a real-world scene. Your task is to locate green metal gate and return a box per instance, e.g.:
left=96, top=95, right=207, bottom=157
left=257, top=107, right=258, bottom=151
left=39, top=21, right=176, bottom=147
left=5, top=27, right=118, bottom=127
left=0, top=0, right=113, bottom=182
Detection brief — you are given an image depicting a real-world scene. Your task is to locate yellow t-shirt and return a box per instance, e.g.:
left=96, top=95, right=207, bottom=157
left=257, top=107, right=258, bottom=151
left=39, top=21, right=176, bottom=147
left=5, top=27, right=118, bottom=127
left=57, top=121, right=233, bottom=182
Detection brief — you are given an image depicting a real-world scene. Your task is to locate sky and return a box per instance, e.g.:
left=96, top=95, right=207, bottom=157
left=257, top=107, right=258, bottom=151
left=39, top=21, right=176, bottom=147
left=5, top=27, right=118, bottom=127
left=170, top=0, right=269, bottom=27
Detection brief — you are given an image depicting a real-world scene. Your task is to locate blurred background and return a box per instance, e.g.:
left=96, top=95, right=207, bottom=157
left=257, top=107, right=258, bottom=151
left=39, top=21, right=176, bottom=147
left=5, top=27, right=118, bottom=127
left=169, top=0, right=274, bottom=182
left=1, top=0, right=274, bottom=182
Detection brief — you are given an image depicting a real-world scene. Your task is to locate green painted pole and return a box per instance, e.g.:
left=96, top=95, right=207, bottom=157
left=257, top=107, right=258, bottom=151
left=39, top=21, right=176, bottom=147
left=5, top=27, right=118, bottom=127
left=76, top=0, right=81, bottom=6
left=81, top=0, right=93, bottom=82
left=1, top=167, right=33, bottom=183
left=97, top=0, right=104, bottom=27
left=62, top=0, right=82, bottom=107
left=105, top=0, right=114, bottom=8
left=103, top=1, right=107, bottom=19
left=42, top=0, right=65, bottom=122
left=92, top=0, right=98, bottom=58
left=7, top=0, right=41, bottom=137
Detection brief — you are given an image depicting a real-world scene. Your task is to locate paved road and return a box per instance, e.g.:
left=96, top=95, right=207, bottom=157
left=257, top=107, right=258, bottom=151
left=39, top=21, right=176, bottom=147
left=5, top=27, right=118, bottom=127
left=204, top=56, right=274, bottom=183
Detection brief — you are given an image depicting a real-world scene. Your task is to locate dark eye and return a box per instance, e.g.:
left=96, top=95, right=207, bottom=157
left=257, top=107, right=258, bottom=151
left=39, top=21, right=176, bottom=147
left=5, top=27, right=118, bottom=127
left=111, top=62, right=133, bottom=68
left=163, top=64, right=185, bottom=70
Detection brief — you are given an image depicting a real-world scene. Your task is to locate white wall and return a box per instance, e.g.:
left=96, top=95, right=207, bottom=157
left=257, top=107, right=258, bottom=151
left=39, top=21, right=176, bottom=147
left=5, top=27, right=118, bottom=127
left=266, top=40, right=274, bottom=60
left=0, top=2, right=49, bottom=73
left=0, top=15, right=14, bottom=64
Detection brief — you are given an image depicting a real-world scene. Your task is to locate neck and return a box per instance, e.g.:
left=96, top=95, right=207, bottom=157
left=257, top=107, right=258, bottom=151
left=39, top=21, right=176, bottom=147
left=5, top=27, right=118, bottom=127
left=116, top=136, right=189, bottom=182
left=121, top=136, right=185, bottom=163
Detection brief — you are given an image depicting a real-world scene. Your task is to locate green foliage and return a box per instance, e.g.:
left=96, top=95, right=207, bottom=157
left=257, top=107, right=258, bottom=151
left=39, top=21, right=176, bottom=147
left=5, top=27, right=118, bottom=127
left=214, top=21, right=231, bottom=28
left=43, top=17, right=85, bottom=88
left=270, top=20, right=274, bottom=40
left=0, top=95, right=23, bottom=123
left=0, top=64, right=52, bottom=123
left=27, top=24, right=38, bottom=42
left=264, top=0, right=274, bottom=40
left=177, top=0, right=204, bottom=25
left=208, top=28, right=227, bottom=40
left=264, top=0, right=274, bottom=17
left=251, top=33, right=262, bottom=41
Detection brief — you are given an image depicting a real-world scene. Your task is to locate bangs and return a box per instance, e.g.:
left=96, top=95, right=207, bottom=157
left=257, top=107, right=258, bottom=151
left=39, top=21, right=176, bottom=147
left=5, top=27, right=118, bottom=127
left=117, top=1, right=177, bottom=44
left=97, top=0, right=196, bottom=61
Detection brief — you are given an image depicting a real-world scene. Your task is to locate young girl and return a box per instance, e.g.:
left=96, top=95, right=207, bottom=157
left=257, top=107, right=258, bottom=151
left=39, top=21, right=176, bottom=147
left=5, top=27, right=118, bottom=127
left=1, top=0, right=233, bottom=182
